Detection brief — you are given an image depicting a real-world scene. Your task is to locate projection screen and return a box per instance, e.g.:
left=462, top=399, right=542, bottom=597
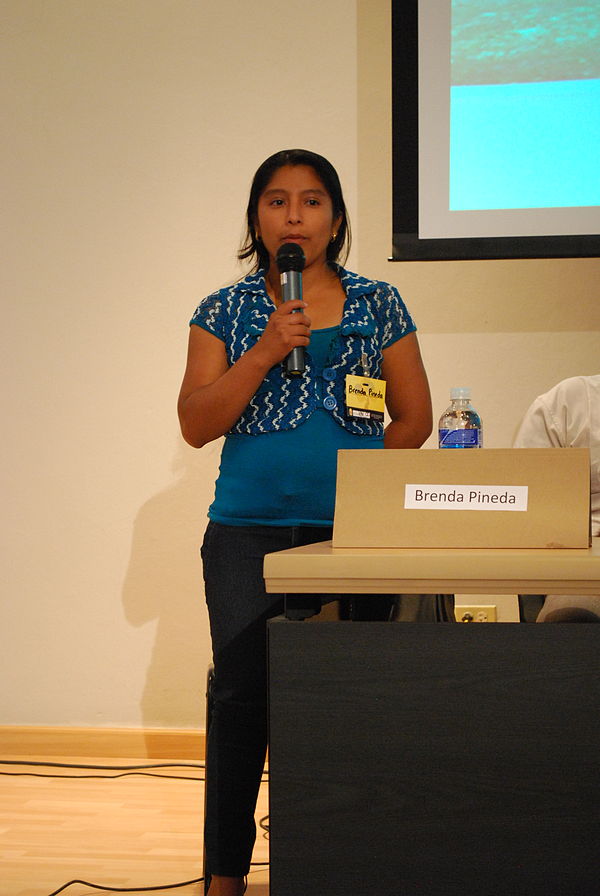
left=392, top=0, right=600, bottom=260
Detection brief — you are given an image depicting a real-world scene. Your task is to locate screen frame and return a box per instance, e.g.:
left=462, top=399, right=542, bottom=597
left=391, top=0, right=600, bottom=261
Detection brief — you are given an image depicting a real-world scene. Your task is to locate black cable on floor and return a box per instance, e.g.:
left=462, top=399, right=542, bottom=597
left=0, top=758, right=268, bottom=781
left=1, top=770, right=205, bottom=780
left=47, top=865, right=269, bottom=896
left=46, top=877, right=203, bottom=896
left=0, top=759, right=205, bottom=771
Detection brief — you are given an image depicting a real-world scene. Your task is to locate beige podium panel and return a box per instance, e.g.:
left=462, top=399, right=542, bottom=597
left=332, top=447, right=590, bottom=549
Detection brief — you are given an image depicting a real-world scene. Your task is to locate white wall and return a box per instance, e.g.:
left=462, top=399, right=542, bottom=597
left=2, top=0, right=599, bottom=730
left=2, top=0, right=357, bottom=728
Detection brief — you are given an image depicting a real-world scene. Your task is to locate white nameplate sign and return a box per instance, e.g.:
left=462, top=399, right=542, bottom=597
left=405, top=484, right=529, bottom=511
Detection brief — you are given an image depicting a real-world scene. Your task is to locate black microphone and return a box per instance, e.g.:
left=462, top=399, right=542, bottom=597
left=276, top=242, right=306, bottom=376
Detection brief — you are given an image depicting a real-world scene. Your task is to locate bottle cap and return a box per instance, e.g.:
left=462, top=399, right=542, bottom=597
left=450, top=387, right=471, bottom=400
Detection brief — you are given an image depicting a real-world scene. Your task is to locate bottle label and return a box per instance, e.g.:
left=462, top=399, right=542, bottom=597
left=439, top=428, right=481, bottom=448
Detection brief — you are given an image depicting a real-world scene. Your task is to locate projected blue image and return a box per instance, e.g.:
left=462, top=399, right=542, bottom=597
left=451, top=78, right=600, bottom=210
left=450, top=1, right=600, bottom=211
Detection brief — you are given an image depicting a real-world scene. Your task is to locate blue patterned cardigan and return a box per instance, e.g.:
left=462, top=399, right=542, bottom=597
left=190, top=266, right=416, bottom=438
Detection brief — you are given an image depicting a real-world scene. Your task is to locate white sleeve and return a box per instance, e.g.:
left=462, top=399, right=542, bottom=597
left=514, top=377, right=600, bottom=535
left=513, top=396, right=565, bottom=449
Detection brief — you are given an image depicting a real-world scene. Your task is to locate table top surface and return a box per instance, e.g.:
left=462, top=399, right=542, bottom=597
left=263, top=537, right=600, bottom=595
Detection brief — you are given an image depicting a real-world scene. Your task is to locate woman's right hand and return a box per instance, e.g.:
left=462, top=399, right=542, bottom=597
left=254, top=299, right=311, bottom=367
left=178, top=300, right=311, bottom=449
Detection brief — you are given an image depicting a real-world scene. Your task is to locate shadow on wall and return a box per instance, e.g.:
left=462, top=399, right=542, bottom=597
left=121, top=438, right=221, bottom=732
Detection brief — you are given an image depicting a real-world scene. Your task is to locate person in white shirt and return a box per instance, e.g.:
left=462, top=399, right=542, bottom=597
left=514, top=375, right=600, bottom=622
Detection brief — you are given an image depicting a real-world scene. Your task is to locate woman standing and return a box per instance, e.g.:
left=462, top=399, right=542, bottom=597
left=178, top=149, right=432, bottom=895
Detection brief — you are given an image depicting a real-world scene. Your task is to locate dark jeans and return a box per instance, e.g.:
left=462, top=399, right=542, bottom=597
left=201, top=521, right=453, bottom=878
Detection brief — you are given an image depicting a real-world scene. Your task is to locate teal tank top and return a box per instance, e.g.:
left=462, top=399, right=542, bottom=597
left=209, top=326, right=384, bottom=526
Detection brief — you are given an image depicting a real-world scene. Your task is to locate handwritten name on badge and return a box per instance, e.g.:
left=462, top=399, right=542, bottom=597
left=345, top=374, right=386, bottom=422
left=404, top=484, right=529, bottom=511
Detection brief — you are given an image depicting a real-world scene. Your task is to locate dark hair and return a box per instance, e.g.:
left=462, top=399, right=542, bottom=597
left=238, top=149, right=351, bottom=272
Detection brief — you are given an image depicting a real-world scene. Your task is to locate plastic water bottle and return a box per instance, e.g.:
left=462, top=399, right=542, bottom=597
left=438, top=387, right=483, bottom=448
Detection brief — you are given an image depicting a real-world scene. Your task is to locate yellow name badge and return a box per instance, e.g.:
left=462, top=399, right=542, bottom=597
left=345, top=374, right=386, bottom=422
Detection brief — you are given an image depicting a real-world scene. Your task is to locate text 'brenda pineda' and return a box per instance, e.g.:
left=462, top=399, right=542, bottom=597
left=404, top=484, right=529, bottom=511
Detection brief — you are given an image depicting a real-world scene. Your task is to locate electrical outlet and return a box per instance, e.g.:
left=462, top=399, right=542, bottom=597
left=457, top=605, right=497, bottom=623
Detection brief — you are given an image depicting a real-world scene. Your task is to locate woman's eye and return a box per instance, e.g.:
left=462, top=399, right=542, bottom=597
left=306, top=198, right=320, bottom=206
left=270, top=198, right=285, bottom=206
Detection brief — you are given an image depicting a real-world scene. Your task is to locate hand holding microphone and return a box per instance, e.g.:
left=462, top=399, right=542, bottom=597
left=276, top=242, right=306, bottom=376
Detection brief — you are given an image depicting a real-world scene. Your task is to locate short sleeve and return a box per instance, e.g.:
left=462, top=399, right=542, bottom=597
left=380, top=284, right=417, bottom=349
left=189, top=292, right=227, bottom=341
left=514, top=377, right=596, bottom=451
left=513, top=397, right=562, bottom=449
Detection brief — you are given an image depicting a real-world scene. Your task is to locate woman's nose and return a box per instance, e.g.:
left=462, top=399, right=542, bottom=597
left=287, top=201, right=302, bottom=223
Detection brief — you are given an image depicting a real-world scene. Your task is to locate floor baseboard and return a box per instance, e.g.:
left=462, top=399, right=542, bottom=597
left=0, top=725, right=205, bottom=760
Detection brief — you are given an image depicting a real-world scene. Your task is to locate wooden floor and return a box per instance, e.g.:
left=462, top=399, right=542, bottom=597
left=0, top=755, right=269, bottom=896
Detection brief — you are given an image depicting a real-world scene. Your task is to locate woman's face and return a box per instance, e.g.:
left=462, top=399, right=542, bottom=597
left=255, top=164, right=342, bottom=271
